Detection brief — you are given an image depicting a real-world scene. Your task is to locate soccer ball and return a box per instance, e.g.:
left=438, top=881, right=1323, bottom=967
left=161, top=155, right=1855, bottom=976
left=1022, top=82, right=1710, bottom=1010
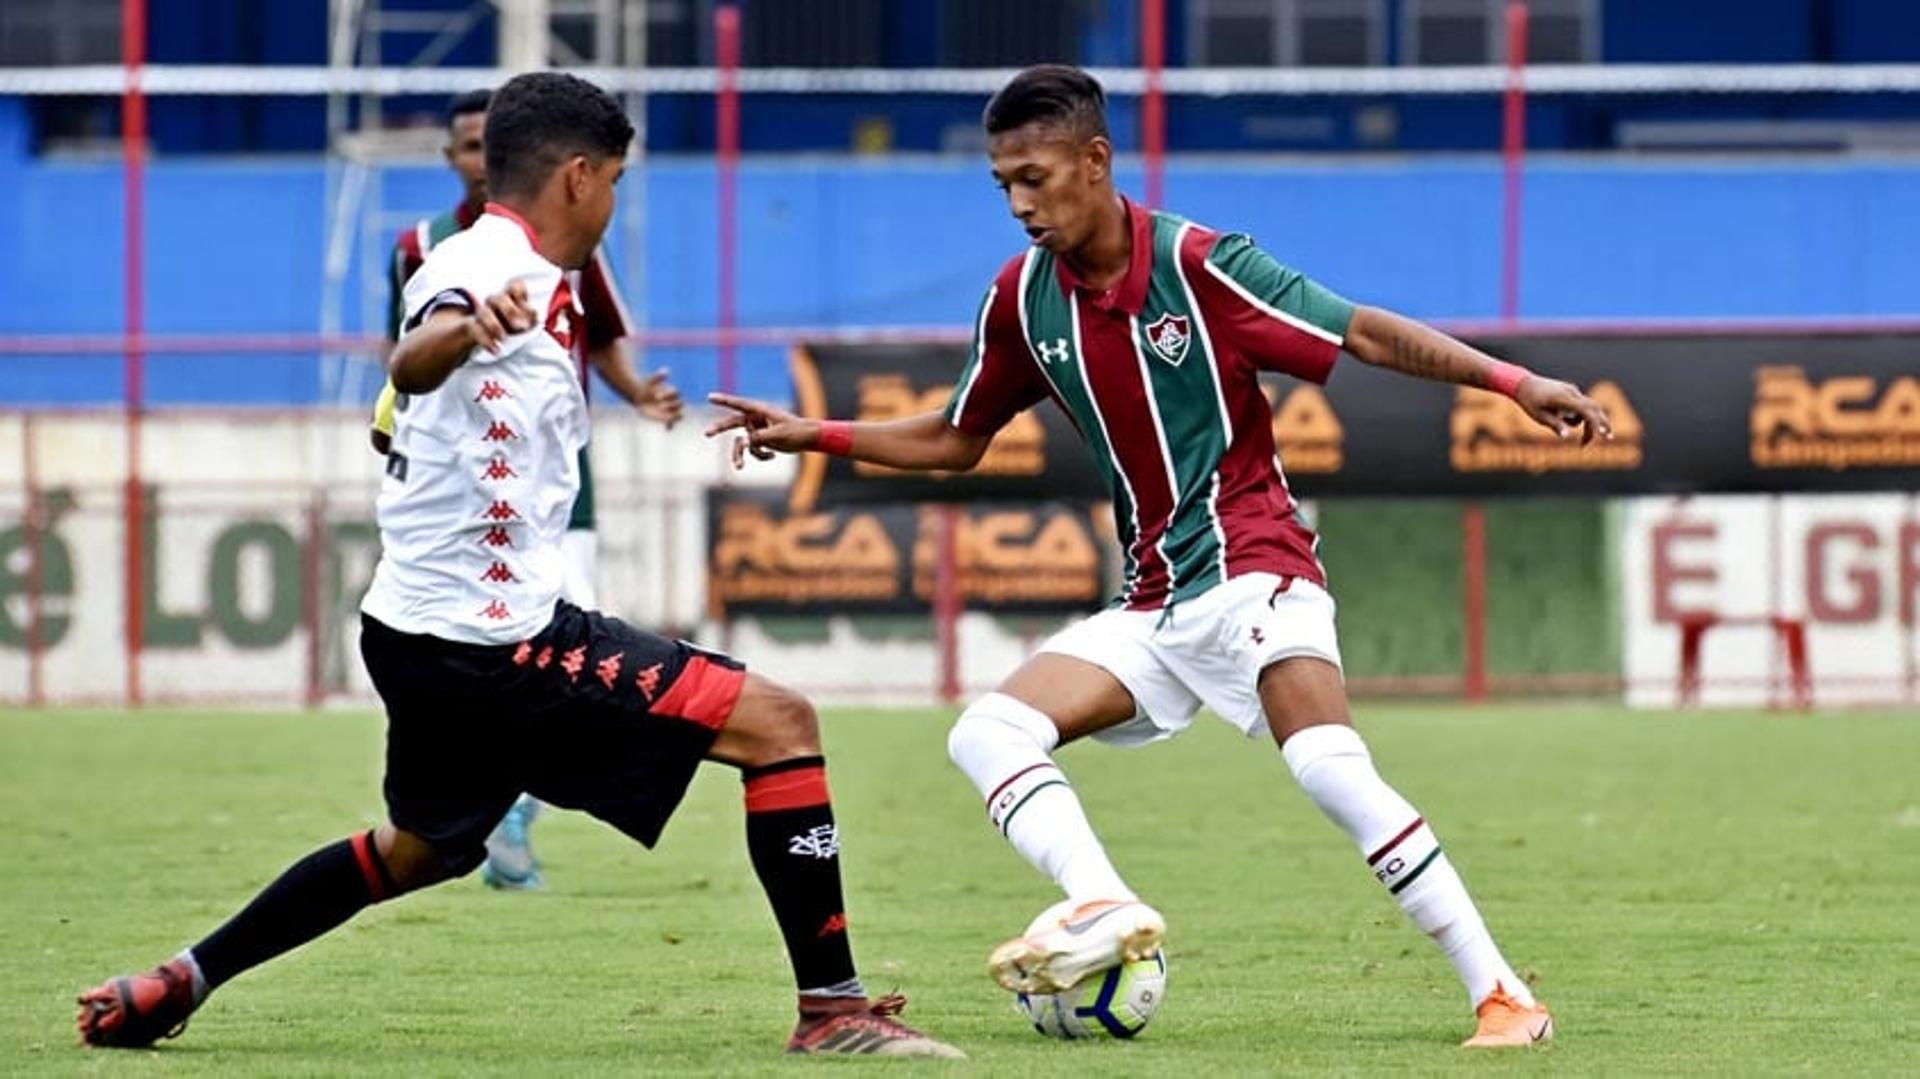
left=1011, top=904, right=1168, bottom=1039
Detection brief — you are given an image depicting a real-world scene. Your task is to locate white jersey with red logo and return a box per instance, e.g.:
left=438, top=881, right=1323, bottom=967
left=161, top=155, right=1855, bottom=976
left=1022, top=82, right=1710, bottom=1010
left=361, top=206, right=588, bottom=644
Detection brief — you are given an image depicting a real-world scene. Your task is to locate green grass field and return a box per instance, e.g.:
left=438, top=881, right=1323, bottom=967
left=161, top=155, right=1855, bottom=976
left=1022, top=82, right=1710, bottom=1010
left=4, top=705, right=1917, bottom=1076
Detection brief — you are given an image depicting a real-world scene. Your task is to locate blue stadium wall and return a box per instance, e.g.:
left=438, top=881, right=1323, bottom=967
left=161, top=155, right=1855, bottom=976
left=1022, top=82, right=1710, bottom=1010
left=18, top=0, right=1920, bottom=155
left=3, top=139, right=1917, bottom=406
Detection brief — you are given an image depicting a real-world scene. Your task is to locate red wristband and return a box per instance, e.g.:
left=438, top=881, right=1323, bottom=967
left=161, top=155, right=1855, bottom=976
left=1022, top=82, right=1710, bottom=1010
left=813, top=420, right=854, bottom=456
left=1484, top=360, right=1532, bottom=398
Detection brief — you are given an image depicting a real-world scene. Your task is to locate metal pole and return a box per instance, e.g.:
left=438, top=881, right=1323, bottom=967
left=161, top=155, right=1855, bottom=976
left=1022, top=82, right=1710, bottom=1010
left=121, top=0, right=148, bottom=707
left=498, top=0, right=552, bottom=70
left=1140, top=0, right=1167, bottom=208
left=1463, top=1, right=1529, bottom=705
left=715, top=3, right=740, bottom=395
left=1500, top=0, right=1529, bottom=321
left=1462, top=503, right=1488, bottom=702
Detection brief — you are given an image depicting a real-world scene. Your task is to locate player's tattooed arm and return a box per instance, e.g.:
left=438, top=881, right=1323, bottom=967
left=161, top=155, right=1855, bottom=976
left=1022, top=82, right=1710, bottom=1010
left=705, top=395, right=991, bottom=472
left=1344, top=305, right=1614, bottom=444
left=388, top=280, right=537, bottom=393
left=1343, top=306, right=1506, bottom=388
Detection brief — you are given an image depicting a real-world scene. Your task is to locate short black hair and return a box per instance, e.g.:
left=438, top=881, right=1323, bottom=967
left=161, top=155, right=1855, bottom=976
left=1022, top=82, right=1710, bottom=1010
left=982, top=64, right=1109, bottom=141
left=483, top=72, right=634, bottom=200
left=446, top=87, right=492, bottom=127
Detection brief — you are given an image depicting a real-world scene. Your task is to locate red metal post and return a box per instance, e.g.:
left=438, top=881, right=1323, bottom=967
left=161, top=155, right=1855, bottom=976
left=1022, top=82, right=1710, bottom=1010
left=1501, top=1, right=1528, bottom=322
left=1464, top=3, right=1527, bottom=704
left=1140, top=0, right=1167, bottom=208
left=715, top=4, right=741, bottom=395
left=1462, top=504, right=1489, bottom=702
left=936, top=505, right=962, bottom=704
left=122, top=0, right=148, bottom=706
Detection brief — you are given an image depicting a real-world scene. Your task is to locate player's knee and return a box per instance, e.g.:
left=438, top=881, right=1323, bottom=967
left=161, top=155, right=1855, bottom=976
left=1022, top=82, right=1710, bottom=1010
left=947, top=692, right=1060, bottom=767
left=374, top=823, right=480, bottom=892
left=752, top=679, right=822, bottom=760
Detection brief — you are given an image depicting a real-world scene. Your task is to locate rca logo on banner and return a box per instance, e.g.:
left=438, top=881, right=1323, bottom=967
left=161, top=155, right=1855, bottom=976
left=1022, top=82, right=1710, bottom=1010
left=854, top=374, right=1047, bottom=477
left=1449, top=381, right=1644, bottom=473
left=1266, top=385, right=1344, bottom=473
left=909, top=507, right=1103, bottom=605
left=1750, top=367, right=1920, bottom=470
left=709, top=502, right=902, bottom=605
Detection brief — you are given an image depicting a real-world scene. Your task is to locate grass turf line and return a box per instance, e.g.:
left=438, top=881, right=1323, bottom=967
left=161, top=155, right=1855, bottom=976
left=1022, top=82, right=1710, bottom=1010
left=3, top=705, right=1917, bottom=1075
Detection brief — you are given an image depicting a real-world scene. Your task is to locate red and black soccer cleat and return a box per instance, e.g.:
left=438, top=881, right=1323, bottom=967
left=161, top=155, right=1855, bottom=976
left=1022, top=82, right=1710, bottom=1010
left=786, top=993, right=965, bottom=1058
left=75, top=958, right=199, bottom=1048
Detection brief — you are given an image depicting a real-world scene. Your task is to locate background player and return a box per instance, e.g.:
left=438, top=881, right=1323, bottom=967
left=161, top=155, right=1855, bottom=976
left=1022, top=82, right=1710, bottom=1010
left=708, top=64, right=1611, bottom=1049
left=371, top=87, right=684, bottom=890
left=76, top=72, right=960, bottom=1061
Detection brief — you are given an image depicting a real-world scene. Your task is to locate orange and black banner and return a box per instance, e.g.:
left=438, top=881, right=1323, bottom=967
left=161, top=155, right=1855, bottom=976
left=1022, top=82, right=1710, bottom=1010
left=792, top=331, right=1920, bottom=502
left=708, top=487, right=1113, bottom=616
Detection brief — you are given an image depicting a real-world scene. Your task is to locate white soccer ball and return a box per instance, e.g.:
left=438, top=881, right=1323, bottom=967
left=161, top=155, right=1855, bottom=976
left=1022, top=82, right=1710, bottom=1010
left=1011, top=903, right=1168, bottom=1040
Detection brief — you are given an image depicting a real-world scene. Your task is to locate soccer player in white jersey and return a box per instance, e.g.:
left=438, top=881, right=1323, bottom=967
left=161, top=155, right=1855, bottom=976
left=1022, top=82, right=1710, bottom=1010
left=369, top=87, right=684, bottom=891
left=74, top=72, right=962, bottom=1060
left=709, top=65, right=1611, bottom=1048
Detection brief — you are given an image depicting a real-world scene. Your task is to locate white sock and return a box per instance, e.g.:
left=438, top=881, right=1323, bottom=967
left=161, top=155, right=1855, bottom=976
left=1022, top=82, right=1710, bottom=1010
left=1282, top=724, right=1531, bottom=1007
left=947, top=693, right=1135, bottom=904
left=175, top=949, right=210, bottom=1005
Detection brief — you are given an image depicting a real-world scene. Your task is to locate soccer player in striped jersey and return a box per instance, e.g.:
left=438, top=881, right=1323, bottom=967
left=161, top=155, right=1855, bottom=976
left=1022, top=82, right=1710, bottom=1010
left=708, top=64, right=1611, bottom=1049
left=76, top=73, right=960, bottom=1060
left=372, top=87, right=684, bottom=890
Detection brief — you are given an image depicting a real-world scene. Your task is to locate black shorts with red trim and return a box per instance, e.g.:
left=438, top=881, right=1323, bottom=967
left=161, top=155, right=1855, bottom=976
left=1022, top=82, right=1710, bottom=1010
left=359, top=601, right=745, bottom=869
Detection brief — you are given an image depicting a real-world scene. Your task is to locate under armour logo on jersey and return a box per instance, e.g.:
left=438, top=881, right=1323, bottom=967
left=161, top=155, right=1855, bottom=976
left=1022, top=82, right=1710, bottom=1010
left=787, top=823, right=840, bottom=860
left=474, top=380, right=511, bottom=402
left=479, top=527, right=513, bottom=548
left=596, top=652, right=624, bottom=691
left=483, top=500, right=521, bottom=521
left=480, top=561, right=516, bottom=583
left=478, top=600, right=511, bottom=620
left=1036, top=338, right=1072, bottom=365
left=482, top=421, right=518, bottom=442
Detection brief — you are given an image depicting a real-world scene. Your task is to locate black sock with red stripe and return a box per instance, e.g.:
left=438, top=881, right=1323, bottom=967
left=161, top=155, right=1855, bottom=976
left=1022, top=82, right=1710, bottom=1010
left=741, top=757, right=860, bottom=997
left=189, top=830, right=396, bottom=991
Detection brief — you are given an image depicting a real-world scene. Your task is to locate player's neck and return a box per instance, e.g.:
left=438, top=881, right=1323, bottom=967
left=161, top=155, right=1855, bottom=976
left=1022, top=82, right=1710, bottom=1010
left=487, top=197, right=586, bottom=269
left=1061, top=194, right=1131, bottom=291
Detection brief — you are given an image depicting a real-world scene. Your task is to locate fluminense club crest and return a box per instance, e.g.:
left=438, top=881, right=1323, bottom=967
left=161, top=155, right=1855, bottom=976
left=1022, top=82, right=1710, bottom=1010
left=1145, top=313, right=1190, bottom=366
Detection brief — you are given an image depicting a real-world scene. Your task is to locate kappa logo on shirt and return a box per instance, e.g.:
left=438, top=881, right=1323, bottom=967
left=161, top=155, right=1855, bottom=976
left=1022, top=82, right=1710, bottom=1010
left=1144, top=312, right=1191, bottom=366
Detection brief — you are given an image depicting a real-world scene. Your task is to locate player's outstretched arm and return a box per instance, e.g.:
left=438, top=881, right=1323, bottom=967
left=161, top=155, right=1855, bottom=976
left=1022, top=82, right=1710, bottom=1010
left=706, top=394, right=991, bottom=472
left=589, top=342, right=684, bottom=428
left=1344, top=305, right=1614, bottom=444
left=388, top=281, right=537, bottom=394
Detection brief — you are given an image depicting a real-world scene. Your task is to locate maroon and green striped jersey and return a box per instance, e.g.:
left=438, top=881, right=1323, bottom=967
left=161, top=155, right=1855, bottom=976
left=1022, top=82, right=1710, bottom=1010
left=945, top=197, right=1354, bottom=611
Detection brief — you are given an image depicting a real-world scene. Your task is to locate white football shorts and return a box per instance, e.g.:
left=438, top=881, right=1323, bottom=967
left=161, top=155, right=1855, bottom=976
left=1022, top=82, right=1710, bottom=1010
left=1038, top=572, right=1342, bottom=747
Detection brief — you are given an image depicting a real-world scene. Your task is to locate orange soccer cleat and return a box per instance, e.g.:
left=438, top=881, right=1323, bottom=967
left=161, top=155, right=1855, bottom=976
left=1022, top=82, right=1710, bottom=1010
left=1461, top=982, right=1554, bottom=1048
